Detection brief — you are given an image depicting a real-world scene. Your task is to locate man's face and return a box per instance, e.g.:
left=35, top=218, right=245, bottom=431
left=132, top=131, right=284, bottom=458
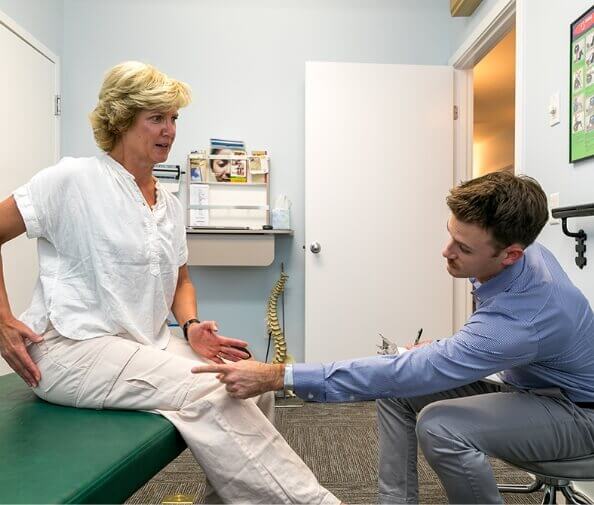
left=441, top=215, right=516, bottom=283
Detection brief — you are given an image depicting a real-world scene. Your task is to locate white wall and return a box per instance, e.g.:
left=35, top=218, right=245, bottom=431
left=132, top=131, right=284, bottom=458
left=0, top=0, right=62, bottom=55
left=60, top=0, right=461, bottom=361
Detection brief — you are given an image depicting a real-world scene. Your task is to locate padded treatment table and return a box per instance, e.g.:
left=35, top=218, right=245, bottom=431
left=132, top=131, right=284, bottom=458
left=0, top=373, right=187, bottom=503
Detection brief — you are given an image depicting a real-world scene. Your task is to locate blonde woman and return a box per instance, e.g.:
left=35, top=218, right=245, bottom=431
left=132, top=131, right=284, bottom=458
left=0, top=61, right=338, bottom=505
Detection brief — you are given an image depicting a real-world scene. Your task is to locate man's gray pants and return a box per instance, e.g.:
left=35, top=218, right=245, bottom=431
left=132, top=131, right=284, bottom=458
left=376, top=381, right=594, bottom=503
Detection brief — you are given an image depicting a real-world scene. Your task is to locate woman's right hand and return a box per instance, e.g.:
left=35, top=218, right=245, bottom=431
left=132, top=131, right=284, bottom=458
left=0, top=317, right=43, bottom=387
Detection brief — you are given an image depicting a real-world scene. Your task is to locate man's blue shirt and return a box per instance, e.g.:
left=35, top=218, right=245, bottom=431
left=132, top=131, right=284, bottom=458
left=293, top=243, right=594, bottom=402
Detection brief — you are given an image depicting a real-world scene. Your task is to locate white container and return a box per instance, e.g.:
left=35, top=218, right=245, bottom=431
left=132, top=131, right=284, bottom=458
left=271, top=208, right=290, bottom=229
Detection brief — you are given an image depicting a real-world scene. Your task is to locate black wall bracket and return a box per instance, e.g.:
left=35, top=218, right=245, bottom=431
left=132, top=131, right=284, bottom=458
left=551, top=204, right=594, bottom=269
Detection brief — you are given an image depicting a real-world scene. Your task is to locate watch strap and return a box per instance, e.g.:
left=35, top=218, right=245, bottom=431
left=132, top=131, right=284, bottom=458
left=283, top=363, right=294, bottom=394
left=182, top=318, right=201, bottom=340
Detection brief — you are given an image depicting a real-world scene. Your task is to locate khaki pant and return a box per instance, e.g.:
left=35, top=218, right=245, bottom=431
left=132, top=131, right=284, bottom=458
left=30, top=328, right=338, bottom=504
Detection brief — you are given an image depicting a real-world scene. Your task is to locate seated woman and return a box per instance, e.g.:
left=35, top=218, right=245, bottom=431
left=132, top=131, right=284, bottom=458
left=0, top=61, right=338, bottom=505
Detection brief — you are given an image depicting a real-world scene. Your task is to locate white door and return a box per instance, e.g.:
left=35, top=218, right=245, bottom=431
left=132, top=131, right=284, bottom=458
left=0, top=14, right=59, bottom=375
left=305, top=62, right=453, bottom=362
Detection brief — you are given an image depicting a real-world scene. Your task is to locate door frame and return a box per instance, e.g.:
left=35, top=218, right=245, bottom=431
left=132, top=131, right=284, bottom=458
left=448, top=0, right=518, bottom=331
left=0, top=9, right=61, bottom=160
left=0, top=9, right=60, bottom=376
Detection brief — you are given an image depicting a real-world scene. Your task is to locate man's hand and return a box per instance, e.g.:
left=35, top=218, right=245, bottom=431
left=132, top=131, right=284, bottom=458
left=192, top=360, right=284, bottom=399
left=0, top=317, right=43, bottom=387
left=187, top=320, right=251, bottom=364
left=405, top=339, right=434, bottom=350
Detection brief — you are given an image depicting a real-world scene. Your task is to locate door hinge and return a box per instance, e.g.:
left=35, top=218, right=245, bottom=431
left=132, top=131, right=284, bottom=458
left=453, top=105, right=459, bottom=120
left=54, top=95, right=61, bottom=116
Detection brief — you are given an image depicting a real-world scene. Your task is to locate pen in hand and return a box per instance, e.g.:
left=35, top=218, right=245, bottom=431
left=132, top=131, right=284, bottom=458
left=413, top=328, right=423, bottom=346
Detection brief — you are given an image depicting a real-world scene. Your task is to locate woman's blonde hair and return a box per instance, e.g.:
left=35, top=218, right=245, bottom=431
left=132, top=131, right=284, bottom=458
left=89, top=61, right=192, bottom=152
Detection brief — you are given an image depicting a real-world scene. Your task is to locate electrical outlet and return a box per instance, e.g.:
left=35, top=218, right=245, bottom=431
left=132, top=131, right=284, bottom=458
left=549, top=192, right=560, bottom=225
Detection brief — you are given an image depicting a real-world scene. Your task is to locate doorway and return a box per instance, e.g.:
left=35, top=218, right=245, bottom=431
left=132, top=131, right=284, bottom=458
left=473, top=28, right=516, bottom=177
left=450, top=0, right=517, bottom=330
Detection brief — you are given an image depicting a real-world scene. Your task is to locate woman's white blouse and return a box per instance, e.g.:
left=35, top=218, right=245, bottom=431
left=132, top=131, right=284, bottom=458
left=12, top=154, right=188, bottom=348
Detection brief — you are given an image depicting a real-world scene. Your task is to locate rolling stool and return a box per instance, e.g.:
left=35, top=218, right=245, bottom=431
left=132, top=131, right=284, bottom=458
left=498, top=454, right=594, bottom=504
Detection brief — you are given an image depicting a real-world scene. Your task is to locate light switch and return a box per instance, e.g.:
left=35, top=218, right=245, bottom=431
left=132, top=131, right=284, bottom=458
left=549, top=92, right=560, bottom=126
left=549, top=192, right=560, bottom=225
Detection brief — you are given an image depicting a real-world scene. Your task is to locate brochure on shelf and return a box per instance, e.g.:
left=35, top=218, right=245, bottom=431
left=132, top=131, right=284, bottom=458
left=189, top=184, right=209, bottom=226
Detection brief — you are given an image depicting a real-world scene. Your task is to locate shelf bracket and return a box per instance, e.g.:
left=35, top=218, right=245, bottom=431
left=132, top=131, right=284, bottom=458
left=551, top=204, right=594, bottom=269
left=560, top=218, right=587, bottom=269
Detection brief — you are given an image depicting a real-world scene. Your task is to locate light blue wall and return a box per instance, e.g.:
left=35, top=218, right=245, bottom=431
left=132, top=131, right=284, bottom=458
left=60, top=0, right=460, bottom=361
left=0, top=0, right=62, bottom=55
left=449, top=0, right=501, bottom=52
left=520, top=0, right=594, bottom=303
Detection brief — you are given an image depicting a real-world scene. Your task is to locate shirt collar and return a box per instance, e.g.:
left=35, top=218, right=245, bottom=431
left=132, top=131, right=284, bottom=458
left=103, top=154, right=165, bottom=210
left=471, top=252, right=526, bottom=302
left=103, top=153, right=135, bottom=180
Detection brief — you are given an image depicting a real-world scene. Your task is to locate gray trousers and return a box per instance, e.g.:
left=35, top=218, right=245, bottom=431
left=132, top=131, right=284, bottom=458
left=376, top=381, right=594, bottom=504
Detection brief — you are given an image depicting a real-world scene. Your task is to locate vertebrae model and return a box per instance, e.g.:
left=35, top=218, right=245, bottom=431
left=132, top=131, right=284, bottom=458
left=266, top=272, right=293, bottom=365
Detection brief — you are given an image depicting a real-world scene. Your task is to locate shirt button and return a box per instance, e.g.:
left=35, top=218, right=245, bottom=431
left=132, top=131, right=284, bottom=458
left=307, top=393, right=314, bottom=400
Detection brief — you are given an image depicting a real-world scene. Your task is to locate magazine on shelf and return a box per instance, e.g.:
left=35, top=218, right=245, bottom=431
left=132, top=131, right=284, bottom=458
left=209, top=146, right=247, bottom=183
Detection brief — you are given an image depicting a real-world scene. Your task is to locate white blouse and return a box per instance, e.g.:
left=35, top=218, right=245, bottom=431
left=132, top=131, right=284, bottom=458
left=13, top=154, right=188, bottom=348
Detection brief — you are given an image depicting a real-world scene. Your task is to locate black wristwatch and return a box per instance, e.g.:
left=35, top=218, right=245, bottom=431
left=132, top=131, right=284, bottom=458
left=182, top=318, right=201, bottom=340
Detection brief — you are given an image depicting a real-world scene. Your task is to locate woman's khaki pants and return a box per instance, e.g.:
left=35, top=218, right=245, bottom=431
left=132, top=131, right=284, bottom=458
left=29, top=328, right=338, bottom=504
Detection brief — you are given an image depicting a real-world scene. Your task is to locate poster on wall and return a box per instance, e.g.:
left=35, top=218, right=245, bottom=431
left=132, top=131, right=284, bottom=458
left=570, top=5, right=594, bottom=162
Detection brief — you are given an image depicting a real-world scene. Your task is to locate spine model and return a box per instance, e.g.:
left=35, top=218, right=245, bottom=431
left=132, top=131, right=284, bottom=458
left=266, top=272, right=293, bottom=365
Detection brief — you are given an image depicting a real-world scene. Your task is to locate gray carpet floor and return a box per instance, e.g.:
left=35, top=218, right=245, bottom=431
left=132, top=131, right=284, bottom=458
left=126, top=401, right=541, bottom=504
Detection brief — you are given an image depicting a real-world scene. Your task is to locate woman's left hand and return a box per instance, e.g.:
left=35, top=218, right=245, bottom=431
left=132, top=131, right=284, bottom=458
left=187, top=321, right=251, bottom=364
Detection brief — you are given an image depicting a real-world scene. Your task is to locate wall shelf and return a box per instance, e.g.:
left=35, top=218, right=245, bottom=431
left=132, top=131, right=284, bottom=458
left=187, top=229, right=293, bottom=235
left=551, top=203, right=594, bottom=269
left=186, top=229, right=293, bottom=266
left=191, top=181, right=267, bottom=187
left=187, top=151, right=270, bottom=229
left=185, top=151, right=292, bottom=266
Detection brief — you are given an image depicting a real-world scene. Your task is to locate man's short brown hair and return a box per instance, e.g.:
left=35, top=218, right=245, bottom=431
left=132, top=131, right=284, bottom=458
left=446, top=171, right=548, bottom=249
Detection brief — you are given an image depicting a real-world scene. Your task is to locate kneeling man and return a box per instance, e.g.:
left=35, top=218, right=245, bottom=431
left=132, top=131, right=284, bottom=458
left=195, top=172, right=594, bottom=504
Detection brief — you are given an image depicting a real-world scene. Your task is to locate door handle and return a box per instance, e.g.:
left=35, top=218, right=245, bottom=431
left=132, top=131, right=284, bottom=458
left=310, top=242, right=321, bottom=254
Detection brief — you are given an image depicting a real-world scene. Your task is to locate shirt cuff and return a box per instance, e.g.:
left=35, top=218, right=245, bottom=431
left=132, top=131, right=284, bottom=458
left=293, top=362, right=327, bottom=402
left=12, top=184, right=43, bottom=239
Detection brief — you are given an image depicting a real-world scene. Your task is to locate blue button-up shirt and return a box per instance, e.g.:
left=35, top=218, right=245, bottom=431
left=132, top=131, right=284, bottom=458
left=294, top=243, right=594, bottom=402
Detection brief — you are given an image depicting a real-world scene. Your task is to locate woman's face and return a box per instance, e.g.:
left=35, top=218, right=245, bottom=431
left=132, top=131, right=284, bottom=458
left=119, top=109, right=178, bottom=165
left=211, top=148, right=233, bottom=181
